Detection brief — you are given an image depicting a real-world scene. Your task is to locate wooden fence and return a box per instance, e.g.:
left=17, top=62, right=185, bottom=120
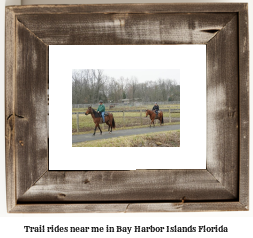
left=72, top=108, right=180, bottom=133
left=72, top=101, right=180, bottom=109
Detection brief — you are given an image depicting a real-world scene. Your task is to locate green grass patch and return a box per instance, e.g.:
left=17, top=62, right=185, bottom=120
left=72, top=110, right=180, bottom=133
left=73, top=130, right=180, bottom=147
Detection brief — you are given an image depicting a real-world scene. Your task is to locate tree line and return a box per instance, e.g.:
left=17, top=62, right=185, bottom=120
left=72, top=69, right=180, bottom=104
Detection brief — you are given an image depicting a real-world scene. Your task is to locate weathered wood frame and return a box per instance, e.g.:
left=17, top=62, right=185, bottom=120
left=5, top=4, right=249, bottom=213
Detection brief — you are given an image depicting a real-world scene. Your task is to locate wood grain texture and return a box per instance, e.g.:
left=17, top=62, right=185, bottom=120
left=126, top=202, right=247, bottom=213
left=18, top=170, right=236, bottom=202
left=5, top=7, right=16, bottom=212
left=10, top=202, right=247, bottom=213
left=7, top=3, right=246, bottom=15
left=16, top=13, right=236, bottom=45
left=15, top=20, right=48, bottom=200
left=238, top=4, right=249, bottom=208
left=206, top=16, right=239, bottom=198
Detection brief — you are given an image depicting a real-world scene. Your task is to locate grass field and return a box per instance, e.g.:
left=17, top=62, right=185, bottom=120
left=73, top=130, right=180, bottom=147
left=72, top=110, right=180, bottom=133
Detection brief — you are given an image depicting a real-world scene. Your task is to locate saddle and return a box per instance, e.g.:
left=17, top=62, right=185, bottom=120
left=153, top=110, right=160, bottom=119
left=99, top=112, right=109, bottom=117
left=96, top=112, right=109, bottom=118
left=98, top=112, right=110, bottom=123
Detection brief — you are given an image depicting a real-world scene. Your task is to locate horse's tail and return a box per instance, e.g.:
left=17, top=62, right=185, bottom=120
left=161, top=112, right=164, bottom=124
left=112, top=117, right=115, bottom=128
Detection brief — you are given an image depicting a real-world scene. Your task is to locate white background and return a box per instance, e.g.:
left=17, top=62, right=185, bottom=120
left=49, top=45, right=206, bottom=170
left=0, top=0, right=252, bottom=237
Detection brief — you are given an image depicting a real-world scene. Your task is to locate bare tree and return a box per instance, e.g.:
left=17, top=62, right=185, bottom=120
left=129, top=76, right=138, bottom=101
left=72, top=69, right=180, bottom=104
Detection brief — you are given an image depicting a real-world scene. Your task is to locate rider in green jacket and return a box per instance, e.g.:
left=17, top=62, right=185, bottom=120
left=97, top=100, right=105, bottom=122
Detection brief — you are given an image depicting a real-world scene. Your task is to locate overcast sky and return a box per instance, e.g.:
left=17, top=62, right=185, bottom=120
left=102, top=69, right=180, bottom=85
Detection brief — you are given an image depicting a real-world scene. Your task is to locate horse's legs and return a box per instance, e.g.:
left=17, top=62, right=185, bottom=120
left=93, top=125, right=97, bottom=136
left=110, top=122, right=112, bottom=133
left=153, top=120, right=155, bottom=127
left=98, top=125, right=102, bottom=135
left=108, top=118, right=112, bottom=133
left=105, top=121, right=110, bottom=131
left=108, top=118, right=112, bottom=134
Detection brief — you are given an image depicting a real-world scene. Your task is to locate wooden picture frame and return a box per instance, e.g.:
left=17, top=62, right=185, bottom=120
left=5, top=3, right=249, bottom=213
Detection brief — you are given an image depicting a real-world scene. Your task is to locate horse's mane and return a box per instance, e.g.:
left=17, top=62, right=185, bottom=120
left=146, top=109, right=153, bottom=113
left=90, top=108, right=100, bottom=118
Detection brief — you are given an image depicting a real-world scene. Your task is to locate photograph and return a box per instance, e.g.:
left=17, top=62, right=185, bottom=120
left=49, top=45, right=205, bottom=170
left=72, top=69, right=180, bottom=147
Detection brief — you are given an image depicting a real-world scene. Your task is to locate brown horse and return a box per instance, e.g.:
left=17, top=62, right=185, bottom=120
left=85, top=106, right=115, bottom=135
left=145, top=109, right=164, bottom=127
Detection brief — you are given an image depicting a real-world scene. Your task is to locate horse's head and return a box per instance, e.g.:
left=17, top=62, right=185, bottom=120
left=85, top=106, right=92, bottom=115
left=145, top=109, right=149, bottom=117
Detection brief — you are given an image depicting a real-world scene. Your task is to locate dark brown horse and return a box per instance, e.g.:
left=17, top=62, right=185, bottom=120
left=85, top=106, right=115, bottom=135
left=145, top=109, right=164, bottom=127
